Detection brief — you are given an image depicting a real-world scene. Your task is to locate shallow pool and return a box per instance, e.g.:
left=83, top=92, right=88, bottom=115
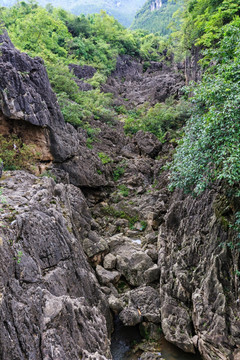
left=111, top=317, right=202, bottom=360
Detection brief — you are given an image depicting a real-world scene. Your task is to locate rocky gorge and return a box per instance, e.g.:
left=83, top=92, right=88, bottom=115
left=0, top=30, right=240, bottom=360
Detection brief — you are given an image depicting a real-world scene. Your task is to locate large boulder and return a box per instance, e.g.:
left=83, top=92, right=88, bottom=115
left=107, top=235, right=155, bottom=287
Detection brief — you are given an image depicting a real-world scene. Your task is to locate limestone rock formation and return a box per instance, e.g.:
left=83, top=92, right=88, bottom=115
left=0, top=31, right=115, bottom=187
left=158, top=189, right=240, bottom=358
left=102, top=55, right=184, bottom=107
left=0, top=172, right=112, bottom=360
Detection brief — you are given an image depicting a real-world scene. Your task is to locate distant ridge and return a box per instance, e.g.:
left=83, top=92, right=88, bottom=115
left=131, top=0, right=181, bottom=35
left=0, top=0, right=147, bottom=27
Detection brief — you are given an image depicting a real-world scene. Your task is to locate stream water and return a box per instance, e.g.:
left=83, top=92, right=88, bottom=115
left=111, top=317, right=202, bottom=360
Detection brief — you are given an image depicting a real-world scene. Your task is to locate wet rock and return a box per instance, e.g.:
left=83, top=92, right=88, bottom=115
left=119, top=306, right=142, bottom=326
left=96, top=265, right=121, bottom=286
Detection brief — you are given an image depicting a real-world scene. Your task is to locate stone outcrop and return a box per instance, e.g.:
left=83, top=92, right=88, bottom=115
left=0, top=31, right=119, bottom=187
left=102, top=55, right=184, bottom=107
left=158, top=189, right=240, bottom=359
left=0, top=172, right=112, bottom=360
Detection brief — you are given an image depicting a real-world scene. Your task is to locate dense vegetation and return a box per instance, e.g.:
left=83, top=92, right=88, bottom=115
left=123, top=97, right=190, bottom=141
left=1, top=0, right=240, bottom=201
left=0, top=1, right=170, bottom=135
left=131, top=0, right=181, bottom=35
left=169, top=0, right=240, bottom=195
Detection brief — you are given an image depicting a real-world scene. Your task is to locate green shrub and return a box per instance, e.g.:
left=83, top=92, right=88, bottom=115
left=118, top=184, right=129, bottom=197
left=98, top=152, right=112, bottom=165
left=113, top=165, right=125, bottom=181
left=169, top=22, right=240, bottom=195
left=124, top=98, right=191, bottom=141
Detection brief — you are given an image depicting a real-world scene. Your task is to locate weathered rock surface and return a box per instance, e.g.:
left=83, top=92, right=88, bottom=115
left=69, top=64, right=97, bottom=80
left=0, top=31, right=117, bottom=187
left=158, top=189, right=240, bottom=358
left=107, top=234, right=155, bottom=286
left=134, top=131, right=162, bottom=158
left=102, top=55, right=184, bottom=107
left=119, top=307, right=142, bottom=326
left=68, top=64, right=96, bottom=91
left=96, top=265, right=121, bottom=286
left=1, top=27, right=240, bottom=360
left=0, top=172, right=112, bottom=360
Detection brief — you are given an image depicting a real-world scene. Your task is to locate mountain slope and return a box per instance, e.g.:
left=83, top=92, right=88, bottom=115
left=0, top=0, right=146, bottom=27
left=131, top=0, right=181, bottom=35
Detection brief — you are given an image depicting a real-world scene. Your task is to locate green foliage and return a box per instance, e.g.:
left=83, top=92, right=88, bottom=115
left=131, top=0, right=181, bottom=35
left=171, top=0, right=240, bottom=55
left=169, top=22, right=240, bottom=194
left=14, top=250, right=23, bottom=264
left=118, top=184, right=129, bottom=197
left=0, top=134, right=38, bottom=171
left=102, top=205, right=139, bottom=228
left=113, top=165, right=126, bottom=181
left=3, top=3, right=71, bottom=61
left=124, top=97, right=191, bottom=141
left=40, top=171, right=57, bottom=181
left=2, top=2, right=171, bottom=133
left=98, top=152, right=112, bottom=165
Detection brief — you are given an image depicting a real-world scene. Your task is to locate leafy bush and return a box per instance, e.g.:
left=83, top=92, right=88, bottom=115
left=169, top=22, right=240, bottom=195
left=118, top=184, right=129, bottom=197
left=113, top=165, right=126, bottom=181
left=98, top=152, right=112, bottom=165
left=124, top=98, right=191, bottom=141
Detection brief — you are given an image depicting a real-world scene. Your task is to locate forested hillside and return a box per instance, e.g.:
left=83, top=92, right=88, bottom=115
left=131, top=0, right=181, bottom=35
left=0, top=0, right=146, bottom=27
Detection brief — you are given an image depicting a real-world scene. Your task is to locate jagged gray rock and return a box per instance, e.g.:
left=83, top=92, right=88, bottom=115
left=119, top=306, right=142, bottom=326
left=102, top=55, right=184, bottom=107
left=158, top=188, right=240, bottom=358
left=107, top=234, right=155, bottom=286
left=0, top=172, right=112, bottom=360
